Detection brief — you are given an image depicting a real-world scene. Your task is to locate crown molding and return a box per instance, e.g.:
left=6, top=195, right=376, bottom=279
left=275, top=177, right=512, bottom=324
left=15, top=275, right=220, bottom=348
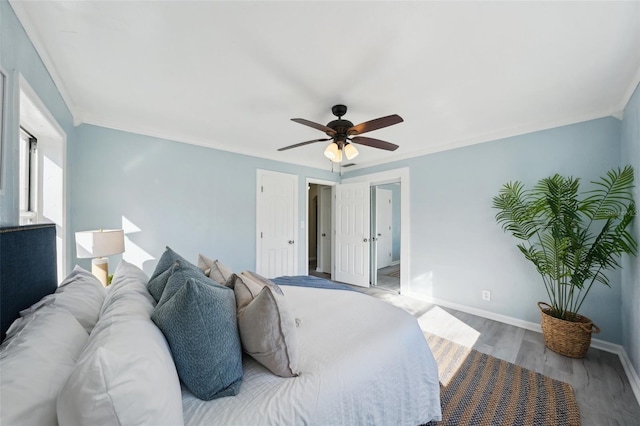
left=344, top=110, right=618, bottom=172
left=619, top=64, right=640, bottom=114
left=80, top=114, right=334, bottom=172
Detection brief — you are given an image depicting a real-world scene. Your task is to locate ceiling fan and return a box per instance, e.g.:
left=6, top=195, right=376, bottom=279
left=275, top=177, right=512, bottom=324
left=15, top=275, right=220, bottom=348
left=278, top=105, right=403, bottom=162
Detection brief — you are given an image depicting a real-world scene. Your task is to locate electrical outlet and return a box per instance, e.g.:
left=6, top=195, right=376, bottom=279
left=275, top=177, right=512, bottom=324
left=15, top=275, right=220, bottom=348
left=481, top=290, right=491, bottom=301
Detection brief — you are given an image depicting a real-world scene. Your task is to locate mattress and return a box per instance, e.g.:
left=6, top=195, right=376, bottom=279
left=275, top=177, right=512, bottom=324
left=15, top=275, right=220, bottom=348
left=182, top=285, right=442, bottom=425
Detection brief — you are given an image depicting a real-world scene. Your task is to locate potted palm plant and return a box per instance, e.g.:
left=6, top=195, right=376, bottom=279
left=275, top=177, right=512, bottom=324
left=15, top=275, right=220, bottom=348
left=492, top=165, right=636, bottom=358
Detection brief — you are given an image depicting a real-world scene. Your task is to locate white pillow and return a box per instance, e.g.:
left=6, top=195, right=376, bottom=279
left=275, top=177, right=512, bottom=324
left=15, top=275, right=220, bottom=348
left=24, top=266, right=106, bottom=334
left=99, top=259, right=156, bottom=318
left=1, top=304, right=89, bottom=426
left=57, top=260, right=183, bottom=426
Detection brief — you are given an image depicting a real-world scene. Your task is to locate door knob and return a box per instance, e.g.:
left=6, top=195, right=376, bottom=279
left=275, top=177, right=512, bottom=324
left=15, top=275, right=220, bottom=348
left=363, top=238, right=369, bottom=243
left=377, top=233, right=382, bottom=236
left=288, top=240, right=294, bottom=244
left=322, top=233, right=326, bottom=237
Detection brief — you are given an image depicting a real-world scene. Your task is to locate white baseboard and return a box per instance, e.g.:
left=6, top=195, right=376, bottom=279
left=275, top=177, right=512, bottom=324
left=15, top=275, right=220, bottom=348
left=619, top=349, right=640, bottom=406
left=409, top=293, right=640, bottom=406
left=390, top=260, right=400, bottom=266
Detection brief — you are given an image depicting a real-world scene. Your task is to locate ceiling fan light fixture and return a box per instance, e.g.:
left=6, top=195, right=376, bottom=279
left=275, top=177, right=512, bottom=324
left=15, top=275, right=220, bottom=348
left=282, top=106, right=402, bottom=164
left=324, top=142, right=340, bottom=161
left=334, top=147, right=343, bottom=162
left=344, top=143, right=359, bottom=160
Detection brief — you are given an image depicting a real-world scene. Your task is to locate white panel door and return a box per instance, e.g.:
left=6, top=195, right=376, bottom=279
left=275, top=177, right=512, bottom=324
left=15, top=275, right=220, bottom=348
left=256, top=170, right=298, bottom=278
left=376, top=188, right=393, bottom=269
left=334, top=182, right=370, bottom=287
left=318, top=186, right=332, bottom=274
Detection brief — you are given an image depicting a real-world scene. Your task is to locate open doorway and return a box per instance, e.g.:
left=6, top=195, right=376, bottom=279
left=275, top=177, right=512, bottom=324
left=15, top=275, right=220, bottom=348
left=304, top=178, right=336, bottom=278
left=307, top=182, right=333, bottom=279
left=341, top=167, right=410, bottom=294
left=371, top=183, right=400, bottom=292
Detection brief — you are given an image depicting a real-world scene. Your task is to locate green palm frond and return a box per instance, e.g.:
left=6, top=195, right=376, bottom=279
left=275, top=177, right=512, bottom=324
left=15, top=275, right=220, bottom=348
left=493, top=182, right=542, bottom=240
left=581, top=165, right=635, bottom=221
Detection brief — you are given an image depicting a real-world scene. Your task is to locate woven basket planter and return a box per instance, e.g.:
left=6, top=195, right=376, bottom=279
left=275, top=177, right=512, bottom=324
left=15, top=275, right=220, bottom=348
left=538, top=302, right=600, bottom=358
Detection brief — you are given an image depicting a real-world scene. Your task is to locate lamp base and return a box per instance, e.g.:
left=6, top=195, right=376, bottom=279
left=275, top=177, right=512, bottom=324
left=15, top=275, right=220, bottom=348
left=92, top=257, right=109, bottom=287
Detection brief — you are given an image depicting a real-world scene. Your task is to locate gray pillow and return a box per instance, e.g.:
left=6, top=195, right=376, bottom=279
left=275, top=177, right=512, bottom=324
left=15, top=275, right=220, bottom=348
left=151, top=277, right=243, bottom=401
left=234, top=273, right=299, bottom=377
left=197, top=254, right=233, bottom=285
left=147, top=247, right=192, bottom=302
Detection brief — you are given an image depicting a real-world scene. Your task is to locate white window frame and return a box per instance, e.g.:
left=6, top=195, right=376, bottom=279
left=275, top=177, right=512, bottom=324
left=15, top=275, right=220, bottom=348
left=19, top=74, right=67, bottom=281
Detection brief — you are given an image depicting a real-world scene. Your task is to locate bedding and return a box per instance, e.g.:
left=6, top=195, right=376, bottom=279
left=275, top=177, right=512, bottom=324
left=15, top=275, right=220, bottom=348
left=152, top=272, right=243, bottom=400
left=182, top=285, right=442, bottom=425
left=57, top=260, right=184, bottom=426
left=156, top=261, right=219, bottom=307
left=197, top=253, right=233, bottom=284
left=272, top=274, right=358, bottom=292
left=0, top=303, right=89, bottom=426
left=1, top=227, right=442, bottom=426
left=39, top=265, right=105, bottom=333
left=234, top=272, right=300, bottom=377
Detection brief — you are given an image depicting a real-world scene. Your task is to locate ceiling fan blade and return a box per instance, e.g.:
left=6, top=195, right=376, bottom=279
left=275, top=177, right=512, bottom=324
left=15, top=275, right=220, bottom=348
left=291, top=118, right=336, bottom=136
left=277, top=138, right=332, bottom=151
left=348, top=114, right=403, bottom=135
left=350, top=136, right=399, bottom=151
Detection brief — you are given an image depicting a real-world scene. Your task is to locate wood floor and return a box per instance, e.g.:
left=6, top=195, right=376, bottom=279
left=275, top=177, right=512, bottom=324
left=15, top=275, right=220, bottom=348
left=358, top=286, right=640, bottom=426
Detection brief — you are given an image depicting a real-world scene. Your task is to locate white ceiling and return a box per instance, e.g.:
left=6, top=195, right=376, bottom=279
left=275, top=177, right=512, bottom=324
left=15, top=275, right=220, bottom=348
left=10, top=1, right=640, bottom=171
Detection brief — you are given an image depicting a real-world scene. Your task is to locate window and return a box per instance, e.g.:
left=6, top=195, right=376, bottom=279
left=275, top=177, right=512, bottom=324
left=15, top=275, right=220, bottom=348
left=19, top=127, right=37, bottom=225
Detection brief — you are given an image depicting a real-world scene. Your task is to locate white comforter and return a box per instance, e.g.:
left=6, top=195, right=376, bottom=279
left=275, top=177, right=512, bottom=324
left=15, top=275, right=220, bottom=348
left=182, top=286, right=442, bottom=425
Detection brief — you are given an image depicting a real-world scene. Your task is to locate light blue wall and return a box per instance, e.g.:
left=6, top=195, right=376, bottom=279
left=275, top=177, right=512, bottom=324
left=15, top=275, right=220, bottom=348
left=346, top=117, right=624, bottom=344
left=0, top=0, right=76, bottom=265
left=621, top=83, right=640, bottom=373
left=377, top=183, right=401, bottom=262
left=71, top=124, right=338, bottom=277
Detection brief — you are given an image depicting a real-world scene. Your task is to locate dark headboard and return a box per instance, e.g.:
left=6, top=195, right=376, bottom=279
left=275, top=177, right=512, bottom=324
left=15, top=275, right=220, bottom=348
left=0, top=224, right=58, bottom=341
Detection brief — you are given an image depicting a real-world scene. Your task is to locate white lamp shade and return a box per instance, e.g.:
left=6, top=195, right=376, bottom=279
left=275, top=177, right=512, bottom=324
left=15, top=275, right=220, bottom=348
left=343, top=143, right=359, bottom=160
left=334, top=146, right=343, bottom=162
left=324, top=142, right=340, bottom=160
left=75, top=229, right=125, bottom=259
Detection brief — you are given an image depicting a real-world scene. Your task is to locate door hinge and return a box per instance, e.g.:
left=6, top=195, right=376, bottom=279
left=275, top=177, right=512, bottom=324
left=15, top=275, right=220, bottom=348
left=260, top=232, right=263, bottom=238
left=261, top=186, right=264, bottom=193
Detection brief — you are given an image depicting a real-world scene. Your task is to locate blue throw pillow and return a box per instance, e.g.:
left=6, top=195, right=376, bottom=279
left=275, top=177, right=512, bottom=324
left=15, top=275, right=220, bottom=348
left=156, top=262, right=216, bottom=308
left=147, top=247, right=204, bottom=303
left=151, top=277, right=243, bottom=401
left=148, top=247, right=188, bottom=281
left=147, top=262, right=177, bottom=303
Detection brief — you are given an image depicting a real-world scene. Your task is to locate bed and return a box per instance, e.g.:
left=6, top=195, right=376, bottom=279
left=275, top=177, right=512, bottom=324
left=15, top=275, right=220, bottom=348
left=0, top=224, right=442, bottom=425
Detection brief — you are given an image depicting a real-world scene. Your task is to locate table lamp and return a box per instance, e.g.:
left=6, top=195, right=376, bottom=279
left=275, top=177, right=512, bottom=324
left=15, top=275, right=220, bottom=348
left=75, top=229, right=125, bottom=286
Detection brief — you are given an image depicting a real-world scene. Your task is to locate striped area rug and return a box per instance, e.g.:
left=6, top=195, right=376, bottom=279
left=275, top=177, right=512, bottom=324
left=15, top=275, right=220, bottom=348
left=424, top=333, right=581, bottom=426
